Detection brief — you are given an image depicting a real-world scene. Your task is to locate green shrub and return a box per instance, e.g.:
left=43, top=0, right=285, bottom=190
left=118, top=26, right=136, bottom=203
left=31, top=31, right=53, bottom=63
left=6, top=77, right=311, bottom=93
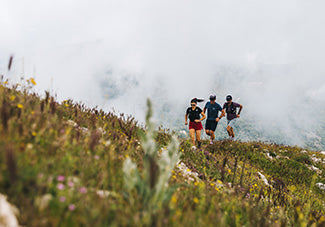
left=294, top=153, right=312, bottom=165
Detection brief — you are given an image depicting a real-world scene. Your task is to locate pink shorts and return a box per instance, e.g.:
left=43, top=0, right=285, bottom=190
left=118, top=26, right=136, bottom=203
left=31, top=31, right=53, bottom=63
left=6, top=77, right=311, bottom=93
left=189, top=121, right=203, bottom=130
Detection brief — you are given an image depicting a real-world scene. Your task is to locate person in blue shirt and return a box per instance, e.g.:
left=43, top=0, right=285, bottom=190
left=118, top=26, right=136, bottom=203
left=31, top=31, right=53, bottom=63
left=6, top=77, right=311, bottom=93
left=203, top=95, right=225, bottom=144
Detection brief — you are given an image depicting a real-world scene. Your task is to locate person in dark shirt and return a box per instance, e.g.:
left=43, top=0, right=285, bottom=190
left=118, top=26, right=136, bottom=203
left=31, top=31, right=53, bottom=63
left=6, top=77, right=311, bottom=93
left=185, top=98, right=206, bottom=149
left=222, top=95, right=243, bottom=141
left=203, top=95, right=225, bottom=144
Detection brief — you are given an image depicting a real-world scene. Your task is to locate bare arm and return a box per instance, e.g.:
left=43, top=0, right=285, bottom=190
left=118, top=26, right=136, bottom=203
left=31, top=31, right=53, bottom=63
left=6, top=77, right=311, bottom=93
left=217, top=109, right=225, bottom=122
left=185, top=113, right=188, bottom=125
left=237, top=105, right=243, bottom=117
left=203, top=107, right=207, bottom=114
left=195, top=112, right=206, bottom=122
left=219, top=109, right=225, bottom=119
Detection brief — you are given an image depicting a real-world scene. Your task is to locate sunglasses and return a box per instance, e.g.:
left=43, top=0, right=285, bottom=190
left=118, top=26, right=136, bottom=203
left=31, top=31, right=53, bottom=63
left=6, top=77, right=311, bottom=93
left=191, top=104, right=196, bottom=106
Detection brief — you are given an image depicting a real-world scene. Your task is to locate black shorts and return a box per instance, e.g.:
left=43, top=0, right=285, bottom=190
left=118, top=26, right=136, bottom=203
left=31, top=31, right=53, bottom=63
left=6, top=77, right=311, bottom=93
left=205, top=120, right=218, bottom=131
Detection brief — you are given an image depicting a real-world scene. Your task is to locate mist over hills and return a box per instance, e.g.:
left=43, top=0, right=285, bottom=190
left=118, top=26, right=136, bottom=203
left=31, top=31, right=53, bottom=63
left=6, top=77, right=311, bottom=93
left=2, top=0, right=325, bottom=150
left=96, top=66, right=325, bottom=151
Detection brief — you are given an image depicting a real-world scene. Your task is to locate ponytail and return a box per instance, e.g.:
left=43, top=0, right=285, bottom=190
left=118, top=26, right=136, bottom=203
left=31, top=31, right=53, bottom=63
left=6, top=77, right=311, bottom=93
left=191, top=98, right=204, bottom=104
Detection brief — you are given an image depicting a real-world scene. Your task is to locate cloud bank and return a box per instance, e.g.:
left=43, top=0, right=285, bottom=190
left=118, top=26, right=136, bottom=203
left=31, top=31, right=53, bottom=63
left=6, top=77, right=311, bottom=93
left=1, top=0, right=325, bottom=148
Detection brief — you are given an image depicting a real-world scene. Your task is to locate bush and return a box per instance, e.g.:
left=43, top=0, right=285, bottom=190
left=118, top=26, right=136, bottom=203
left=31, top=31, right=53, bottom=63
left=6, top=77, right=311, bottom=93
left=294, top=153, right=312, bottom=165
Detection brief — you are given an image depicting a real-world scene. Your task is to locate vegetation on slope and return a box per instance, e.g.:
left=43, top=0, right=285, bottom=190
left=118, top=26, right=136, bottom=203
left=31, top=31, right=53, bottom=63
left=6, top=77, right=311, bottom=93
left=0, top=79, right=325, bottom=226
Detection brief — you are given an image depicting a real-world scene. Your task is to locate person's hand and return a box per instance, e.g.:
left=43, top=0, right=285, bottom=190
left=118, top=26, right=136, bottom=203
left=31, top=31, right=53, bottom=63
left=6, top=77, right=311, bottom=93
left=194, top=119, right=200, bottom=123
left=216, top=117, right=220, bottom=122
left=185, top=121, right=188, bottom=125
left=237, top=114, right=240, bottom=118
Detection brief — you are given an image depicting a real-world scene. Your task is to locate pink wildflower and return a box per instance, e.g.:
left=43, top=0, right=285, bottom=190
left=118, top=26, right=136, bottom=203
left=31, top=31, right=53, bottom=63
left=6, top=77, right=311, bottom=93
left=57, top=175, right=65, bottom=181
left=68, top=181, right=74, bottom=188
left=57, top=183, right=65, bottom=190
left=69, top=204, right=76, bottom=211
left=59, top=196, right=66, bottom=202
left=79, top=187, right=87, bottom=194
left=94, top=155, right=100, bottom=160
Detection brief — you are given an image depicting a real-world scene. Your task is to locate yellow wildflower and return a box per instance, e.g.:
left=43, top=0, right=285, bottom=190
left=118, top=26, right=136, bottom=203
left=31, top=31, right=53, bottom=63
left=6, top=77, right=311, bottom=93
left=30, top=78, right=36, bottom=85
left=32, top=132, right=37, bottom=136
left=10, top=95, right=15, bottom=101
left=217, top=180, right=223, bottom=184
left=171, top=196, right=177, bottom=203
left=210, top=183, right=214, bottom=186
left=194, top=182, right=199, bottom=186
left=193, top=197, right=199, bottom=204
left=172, top=175, right=176, bottom=179
left=187, top=169, right=190, bottom=172
left=65, top=128, right=71, bottom=135
left=215, top=187, right=219, bottom=191
left=17, top=104, right=23, bottom=109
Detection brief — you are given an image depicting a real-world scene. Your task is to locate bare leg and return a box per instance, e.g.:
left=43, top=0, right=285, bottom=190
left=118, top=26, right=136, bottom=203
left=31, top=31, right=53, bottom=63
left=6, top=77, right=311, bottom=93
left=196, top=130, right=201, bottom=142
left=230, top=127, right=235, bottom=138
left=205, top=129, right=210, bottom=136
left=196, top=130, right=202, bottom=148
left=210, top=130, right=215, bottom=140
left=189, top=129, right=196, bottom=146
left=227, top=125, right=232, bottom=137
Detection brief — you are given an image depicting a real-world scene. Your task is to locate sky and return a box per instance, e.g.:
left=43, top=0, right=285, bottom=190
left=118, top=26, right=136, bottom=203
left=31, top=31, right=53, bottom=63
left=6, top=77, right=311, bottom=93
left=1, top=0, right=325, bottom=147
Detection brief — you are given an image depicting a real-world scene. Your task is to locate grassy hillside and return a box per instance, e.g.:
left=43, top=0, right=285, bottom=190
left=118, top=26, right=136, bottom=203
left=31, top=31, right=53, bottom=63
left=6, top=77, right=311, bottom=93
left=1, top=80, right=325, bottom=226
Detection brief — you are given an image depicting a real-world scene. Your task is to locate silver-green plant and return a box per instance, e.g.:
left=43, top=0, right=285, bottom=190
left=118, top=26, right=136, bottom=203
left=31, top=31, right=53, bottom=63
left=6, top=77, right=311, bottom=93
left=122, top=99, right=180, bottom=224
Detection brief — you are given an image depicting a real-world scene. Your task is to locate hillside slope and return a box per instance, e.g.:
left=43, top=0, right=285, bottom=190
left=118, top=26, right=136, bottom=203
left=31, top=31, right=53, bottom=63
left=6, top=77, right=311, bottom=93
left=0, top=81, right=325, bottom=226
